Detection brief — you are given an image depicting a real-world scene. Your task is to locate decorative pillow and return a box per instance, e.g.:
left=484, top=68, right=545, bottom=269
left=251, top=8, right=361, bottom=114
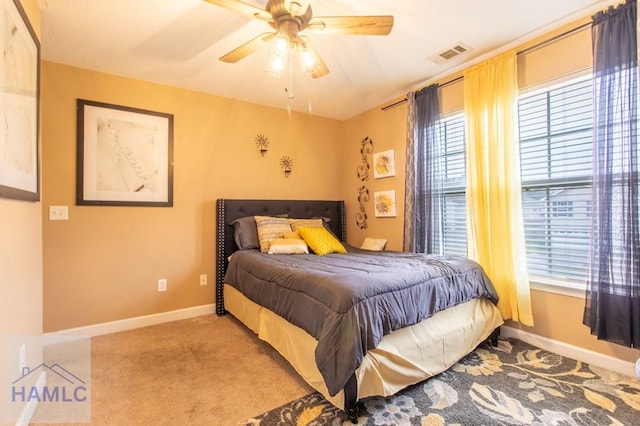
left=360, top=237, right=388, bottom=251
left=255, top=216, right=293, bottom=253
left=309, top=215, right=341, bottom=238
left=230, top=216, right=260, bottom=250
left=230, top=214, right=288, bottom=250
left=297, top=226, right=347, bottom=256
left=283, top=231, right=302, bottom=240
left=288, top=218, right=324, bottom=231
left=267, top=238, right=309, bottom=254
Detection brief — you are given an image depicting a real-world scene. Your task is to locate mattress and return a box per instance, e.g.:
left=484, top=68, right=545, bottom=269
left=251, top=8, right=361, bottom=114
left=224, top=248, right=499, bottom=396
left=224, top=283, right=504, bottom=410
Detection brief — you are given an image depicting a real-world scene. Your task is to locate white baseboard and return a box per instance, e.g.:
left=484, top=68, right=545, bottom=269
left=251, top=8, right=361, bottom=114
left=501, top=325, right=637, bottom=378
left=15, top=371, right=46, bottom=426
left=44, top=304, right=215, bottom=339
left=41, top=307, right=635, bottom=378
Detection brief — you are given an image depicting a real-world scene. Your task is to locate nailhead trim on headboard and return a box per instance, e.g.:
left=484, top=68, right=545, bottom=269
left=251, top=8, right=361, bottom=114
left=215, top=199, right=227, bottom=316
left=215, top=199, right=346, bottom=316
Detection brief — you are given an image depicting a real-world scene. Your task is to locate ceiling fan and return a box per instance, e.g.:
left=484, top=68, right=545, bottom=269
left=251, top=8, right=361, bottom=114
left=204, top=0, right=394, bottom=79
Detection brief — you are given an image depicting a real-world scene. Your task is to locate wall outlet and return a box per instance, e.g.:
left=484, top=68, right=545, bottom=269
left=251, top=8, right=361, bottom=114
left=49, top=205, right=69, bottom=221
left=157, top=278, right=167, bottom=292
left=199, top=274, right=207, bottom=286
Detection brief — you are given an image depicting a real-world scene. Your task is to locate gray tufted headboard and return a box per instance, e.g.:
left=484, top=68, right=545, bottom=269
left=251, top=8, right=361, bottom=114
left=215, top=199, right=346, bottom=316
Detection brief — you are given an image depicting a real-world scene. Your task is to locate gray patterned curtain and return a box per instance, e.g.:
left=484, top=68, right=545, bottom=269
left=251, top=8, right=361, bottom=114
left=403, top=85, right=441, bottom=253
left=584, top=0, right=640, bottom=348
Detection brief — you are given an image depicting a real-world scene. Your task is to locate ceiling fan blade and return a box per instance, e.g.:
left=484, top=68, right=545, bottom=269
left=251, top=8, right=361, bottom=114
left=219, top=32, right=277, bottom=63
left=296, top=36, right=329, bottom=79
left=307, top=15, right=394, bottom=35
left=284, top=0, right=310, bottom=16
left=203, top=0, right=271, bottom=21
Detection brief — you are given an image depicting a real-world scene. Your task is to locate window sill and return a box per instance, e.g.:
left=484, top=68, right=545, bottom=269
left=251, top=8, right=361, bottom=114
left=529, top=276, right=586, bottom=299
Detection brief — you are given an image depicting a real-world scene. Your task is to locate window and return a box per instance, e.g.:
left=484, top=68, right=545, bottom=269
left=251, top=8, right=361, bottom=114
left=518, top=76, right=593, bottom=282
left=428, top=76, right=595, bottom=287
left=434, top=113, right=467, bottom=257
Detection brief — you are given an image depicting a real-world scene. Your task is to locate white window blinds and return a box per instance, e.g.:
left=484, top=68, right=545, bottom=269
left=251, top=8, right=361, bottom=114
left=436, top=113, right=467, bottom=257
left=518, top=76, right=593, bottom=281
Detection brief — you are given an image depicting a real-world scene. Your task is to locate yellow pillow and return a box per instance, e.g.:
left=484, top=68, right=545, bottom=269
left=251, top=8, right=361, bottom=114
left=297, top=226, right=347, bottom=256
left=283, top=231, right=302, bottom=240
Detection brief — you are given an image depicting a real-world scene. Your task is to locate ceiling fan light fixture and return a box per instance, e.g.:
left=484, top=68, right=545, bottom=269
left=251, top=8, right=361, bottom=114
left=299, top=46, right=320, bottom=75
left=273, top=35, right=290, bottom=55
left=267, top=55, right=286, bottom=77
left=267, top=35, right=290, bottom=77
left=209, top=0, right=394, bottom=81
left=300, top=50, right=315, bottom=68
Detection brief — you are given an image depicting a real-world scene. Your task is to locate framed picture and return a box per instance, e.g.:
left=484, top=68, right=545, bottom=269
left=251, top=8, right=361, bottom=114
left=374, top=190, right=396, bottom=217
left=77, top=99, right=174, bottom=206
left=0, top=0, right=40, bottom=201
left=373, top=149, right=395, bottom=179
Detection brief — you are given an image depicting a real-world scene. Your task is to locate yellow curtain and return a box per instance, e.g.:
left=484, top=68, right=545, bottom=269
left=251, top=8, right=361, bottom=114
left=463, top=51, right=534, bottom=326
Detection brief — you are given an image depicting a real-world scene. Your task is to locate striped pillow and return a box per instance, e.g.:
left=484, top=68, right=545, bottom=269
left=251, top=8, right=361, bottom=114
left=288, top=218, right=324, bottom=231
left=255, top=216, right=293, bottom=253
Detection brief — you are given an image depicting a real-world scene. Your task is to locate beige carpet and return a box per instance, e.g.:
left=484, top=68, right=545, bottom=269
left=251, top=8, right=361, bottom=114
left=32, top=315, right=313, bottom=425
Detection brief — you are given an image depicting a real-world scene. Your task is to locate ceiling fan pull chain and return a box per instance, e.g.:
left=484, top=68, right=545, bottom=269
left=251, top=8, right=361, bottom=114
left=285, top=53, right=295, bottom=100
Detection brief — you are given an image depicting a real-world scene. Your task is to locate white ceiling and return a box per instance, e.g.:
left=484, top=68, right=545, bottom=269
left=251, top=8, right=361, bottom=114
left=39, top=0, right=617, bottom=120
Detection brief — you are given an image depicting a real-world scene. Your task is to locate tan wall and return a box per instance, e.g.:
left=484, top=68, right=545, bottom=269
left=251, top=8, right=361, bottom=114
left=341, top=15, right=639, bottom=365
left=341, top=98, right=408, bottom=251
left=505, top=292, right=638, bottom=364
left=41, top=62, right=342, bottom=331
left=0, top=0, right=43, bottom=420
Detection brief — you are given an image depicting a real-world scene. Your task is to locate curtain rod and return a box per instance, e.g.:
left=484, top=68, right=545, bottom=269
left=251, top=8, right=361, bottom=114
left=381, top=20, right=591, bottom=112
left=517, top=21, right=591, bottom=56
left=380, top=75, right=463, bottom=112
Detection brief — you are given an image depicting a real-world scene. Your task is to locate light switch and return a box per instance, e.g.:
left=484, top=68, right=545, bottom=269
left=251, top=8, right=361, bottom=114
left=49, top=205, right=69, bottom=221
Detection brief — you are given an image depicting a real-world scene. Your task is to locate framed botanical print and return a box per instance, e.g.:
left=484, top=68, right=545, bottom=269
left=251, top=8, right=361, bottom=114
left=76, top=99, right=174, bottom=206
left=374, top=190, right=396, bottom=217
left=373, top=149, right=395, bottom=179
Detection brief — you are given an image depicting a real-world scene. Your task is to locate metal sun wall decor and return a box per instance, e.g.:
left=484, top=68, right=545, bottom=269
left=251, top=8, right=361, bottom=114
left=356, top=136, right=373, bottom=229
left=255, top=133, right=269, bottom=156
left=280, top=155, right=293, bottom=177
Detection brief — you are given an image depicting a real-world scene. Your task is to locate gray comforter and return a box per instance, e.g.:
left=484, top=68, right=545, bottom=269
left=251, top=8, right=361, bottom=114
left=223, top=246, right=499, bottom=396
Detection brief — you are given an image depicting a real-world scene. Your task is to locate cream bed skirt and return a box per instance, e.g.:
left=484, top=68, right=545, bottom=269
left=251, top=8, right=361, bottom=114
left=224, top=283, right=504, bottom=410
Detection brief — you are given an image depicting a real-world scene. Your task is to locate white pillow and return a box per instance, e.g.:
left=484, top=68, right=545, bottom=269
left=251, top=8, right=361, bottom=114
left=268, top=238, right=309, bottom=254
left=360, top=237, right=387, bottom=251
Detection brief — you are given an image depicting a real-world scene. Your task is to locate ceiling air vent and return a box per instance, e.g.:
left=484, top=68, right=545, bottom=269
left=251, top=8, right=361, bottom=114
left=429, top=42, right=473, bottom=64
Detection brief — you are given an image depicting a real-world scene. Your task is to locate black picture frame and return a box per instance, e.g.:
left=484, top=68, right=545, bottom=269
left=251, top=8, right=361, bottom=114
left=76, top=99, right=174, bottom=207
left=0, top=0, right=40, bottom=202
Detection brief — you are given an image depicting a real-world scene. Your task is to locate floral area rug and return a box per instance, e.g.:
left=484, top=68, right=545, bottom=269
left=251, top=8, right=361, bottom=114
left=243, top=338, right=640, bottom=425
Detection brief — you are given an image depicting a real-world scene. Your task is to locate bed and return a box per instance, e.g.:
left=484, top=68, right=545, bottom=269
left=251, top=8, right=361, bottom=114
left=215, top=199, right=504, bottom=422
